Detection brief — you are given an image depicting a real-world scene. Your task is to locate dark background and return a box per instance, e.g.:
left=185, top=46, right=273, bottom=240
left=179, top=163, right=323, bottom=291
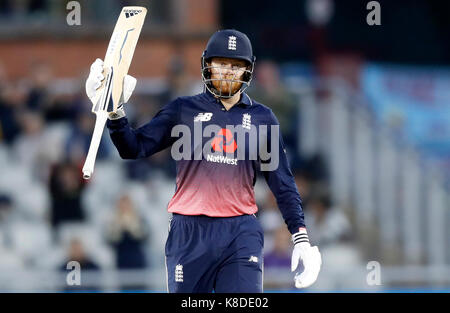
left=221, top=0, right=450, bottom=64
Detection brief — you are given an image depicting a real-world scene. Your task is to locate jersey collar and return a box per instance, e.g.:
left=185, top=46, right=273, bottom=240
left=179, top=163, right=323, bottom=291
left=204, top=90, right=253, bottom=108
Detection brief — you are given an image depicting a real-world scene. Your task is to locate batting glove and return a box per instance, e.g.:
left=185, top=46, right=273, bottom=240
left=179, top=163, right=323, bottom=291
left=291, top=228, right=322, bottom=288
left=85, top=58, right=137, bottom=120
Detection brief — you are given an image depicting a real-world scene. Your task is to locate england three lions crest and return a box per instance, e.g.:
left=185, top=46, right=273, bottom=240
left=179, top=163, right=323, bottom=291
left=242, top=113, right=251, bottom=130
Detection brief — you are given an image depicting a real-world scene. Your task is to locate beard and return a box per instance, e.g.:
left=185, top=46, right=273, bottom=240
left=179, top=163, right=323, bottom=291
left=211, top=74, right=243, bottom=96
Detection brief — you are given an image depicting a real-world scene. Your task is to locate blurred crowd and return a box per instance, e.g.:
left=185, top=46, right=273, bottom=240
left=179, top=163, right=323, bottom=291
left=0, top=56, right=361, bottom=291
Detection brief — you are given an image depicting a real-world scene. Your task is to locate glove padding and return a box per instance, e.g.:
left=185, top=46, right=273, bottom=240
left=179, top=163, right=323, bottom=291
left=291, top=241, right=322, bottom=288
left=85, top=58, right=137, bottom=119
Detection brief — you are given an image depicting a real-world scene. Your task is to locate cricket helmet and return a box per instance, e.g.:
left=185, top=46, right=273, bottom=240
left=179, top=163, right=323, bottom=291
left=201, top=29, right=256, bottom=98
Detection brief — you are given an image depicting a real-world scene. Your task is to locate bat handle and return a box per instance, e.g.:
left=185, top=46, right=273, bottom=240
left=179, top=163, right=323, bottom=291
left=82, top=111, right=109, bottom=180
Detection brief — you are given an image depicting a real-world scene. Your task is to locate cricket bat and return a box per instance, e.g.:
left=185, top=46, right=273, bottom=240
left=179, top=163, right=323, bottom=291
left=82, top=6, right=147, bottom=180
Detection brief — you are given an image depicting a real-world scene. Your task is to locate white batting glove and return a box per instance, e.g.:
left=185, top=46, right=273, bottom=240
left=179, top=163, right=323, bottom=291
left=85, top=58, right=137, bottom=120
left=291, top=228, right=322, bottom=288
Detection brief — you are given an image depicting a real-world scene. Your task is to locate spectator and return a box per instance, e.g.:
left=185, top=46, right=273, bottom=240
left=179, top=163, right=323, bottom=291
left=304, top=184, right=352, bottom=247
left=293, top=171, right=314, bottom=209
left=12, top=109, right=52, bottom=180
left=291, top=153, right=329, bottom=208
left=65, top=109, right=110, bottom=164
left=262, top=223, right=294, bottom=290
left=106, top=194, right=148, bottom=270
left=60, top=238, right=100, bottom=292
left=0, top=193, right=12, bottom=220
left=106, top=194, right=149, bottom=290
left=26, top=61, right=53, bottom=112
left=0, top=75, right=25, bottom=144
left=49, top=161, right=86, bottom=230
left=0, top=193, right=13, bottom=248
left=303, top=185, right=365, bottom=291
left=248, top=60, right=298, bottom=150
left=158, top=53, right=203, bottom=105
left=264, top=225, right=292, bottom=269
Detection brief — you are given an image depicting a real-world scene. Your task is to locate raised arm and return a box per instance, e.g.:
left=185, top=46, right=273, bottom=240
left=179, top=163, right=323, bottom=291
left=106, top=98, right=180, bottom=159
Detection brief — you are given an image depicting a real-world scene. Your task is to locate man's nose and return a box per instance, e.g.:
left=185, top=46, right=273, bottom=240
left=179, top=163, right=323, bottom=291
left=220, top=64, right=232, bottom=71
left=221, top=66, right=235, bottom=76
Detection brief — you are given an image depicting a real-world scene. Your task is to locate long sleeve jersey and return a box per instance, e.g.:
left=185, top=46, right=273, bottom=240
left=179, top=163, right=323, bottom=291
left=106, top=91, right=305, bottom=234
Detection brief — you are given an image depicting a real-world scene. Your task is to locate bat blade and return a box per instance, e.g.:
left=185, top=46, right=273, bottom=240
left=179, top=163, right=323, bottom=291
left=82, top=6, right=147, bottom=180
left=90, top=6, right=147, bottom=113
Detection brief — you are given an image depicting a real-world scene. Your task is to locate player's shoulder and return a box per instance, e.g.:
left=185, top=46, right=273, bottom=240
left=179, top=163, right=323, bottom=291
left=248, top=97, right=271, bottom=113
left=171, top=92, right=209, bottom=106
left=177, top=91, right=211, bottom=102
left=246, top=95, right=277, bottom=123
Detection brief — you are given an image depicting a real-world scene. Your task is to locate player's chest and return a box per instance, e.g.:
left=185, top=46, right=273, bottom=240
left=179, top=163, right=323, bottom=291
left=174, top=104, right=264, bottom=160
left=180, top=104, right=256, bottom=130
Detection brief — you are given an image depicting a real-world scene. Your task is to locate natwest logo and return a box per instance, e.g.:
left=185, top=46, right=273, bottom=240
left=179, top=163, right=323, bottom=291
left=211, top=128, right=237, bottom=153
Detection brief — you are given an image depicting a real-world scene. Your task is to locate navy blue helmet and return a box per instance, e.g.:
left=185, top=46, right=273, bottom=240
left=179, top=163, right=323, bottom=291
left=201, top=29, right=256, bottom=98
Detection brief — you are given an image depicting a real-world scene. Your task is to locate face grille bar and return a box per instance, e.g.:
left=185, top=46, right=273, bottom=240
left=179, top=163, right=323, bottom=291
left=201, top=64, right=254, bottom=98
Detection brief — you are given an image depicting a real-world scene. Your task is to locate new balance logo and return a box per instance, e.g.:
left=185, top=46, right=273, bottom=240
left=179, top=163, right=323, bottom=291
left=228, top=36, right=237, bottom=50
left=248, top=256, right=259, bottom=263
left=175, top=264, right=183, bottom=283
left=194, top=112, right=213, bottom=122
left=124, top=9, right=142, bottom=18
